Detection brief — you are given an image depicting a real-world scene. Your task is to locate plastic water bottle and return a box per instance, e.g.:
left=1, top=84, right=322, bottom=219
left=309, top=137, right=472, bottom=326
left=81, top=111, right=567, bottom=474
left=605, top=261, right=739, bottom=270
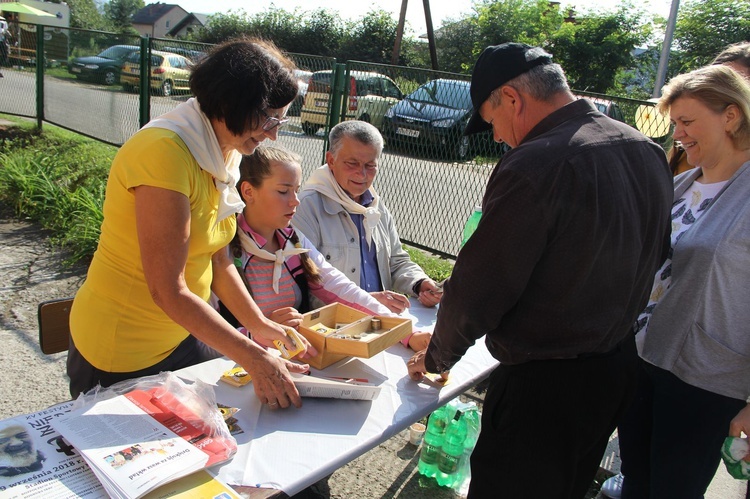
left=461, top=206, right=482, bottom=247
left=418, top=405, right=452, bottom=477
left=455, top=408, right=481, bottom=495
left=436, top=411, right=468, bottom=487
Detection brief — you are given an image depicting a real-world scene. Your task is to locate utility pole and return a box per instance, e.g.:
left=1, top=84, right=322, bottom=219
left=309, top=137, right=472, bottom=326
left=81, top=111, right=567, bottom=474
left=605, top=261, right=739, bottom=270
left=653, top=0, right=680, bottom=98
left=423, top=0, right=439, bottom=70
left=391, top=0, right=408, bottom=65
left=390, top=0, right=439, bottom=70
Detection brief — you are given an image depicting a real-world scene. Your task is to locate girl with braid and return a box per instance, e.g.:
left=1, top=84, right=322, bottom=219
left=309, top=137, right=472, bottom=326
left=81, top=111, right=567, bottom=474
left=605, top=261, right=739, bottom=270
left=202, top=145, right=430, bottom=359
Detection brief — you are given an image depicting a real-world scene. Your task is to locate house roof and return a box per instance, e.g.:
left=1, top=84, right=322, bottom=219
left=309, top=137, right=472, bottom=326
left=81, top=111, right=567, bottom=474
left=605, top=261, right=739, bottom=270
left=132, top=2, right=181, bottom=24
left=166, top=12, right=208, bottom=36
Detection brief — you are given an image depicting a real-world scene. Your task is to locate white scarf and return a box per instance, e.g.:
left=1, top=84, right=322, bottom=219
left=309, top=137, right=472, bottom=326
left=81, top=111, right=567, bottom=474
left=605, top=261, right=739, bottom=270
left=302, top=165, right=381, bottom=245
left=143, top=98, right=244, bottom=225
left=237, top=226, right=310, bottom=294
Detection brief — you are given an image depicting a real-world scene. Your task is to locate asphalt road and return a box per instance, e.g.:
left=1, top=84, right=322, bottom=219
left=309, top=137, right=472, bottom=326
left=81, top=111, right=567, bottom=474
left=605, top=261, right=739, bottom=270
left=0, top=68, right=495, bottom=257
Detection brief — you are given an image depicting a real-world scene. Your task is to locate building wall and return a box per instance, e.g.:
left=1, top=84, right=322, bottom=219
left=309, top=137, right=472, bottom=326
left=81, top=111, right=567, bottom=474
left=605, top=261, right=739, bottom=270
left=1, top=0, right=70, bottom=28
left=146, top=7, right=188, bottom=38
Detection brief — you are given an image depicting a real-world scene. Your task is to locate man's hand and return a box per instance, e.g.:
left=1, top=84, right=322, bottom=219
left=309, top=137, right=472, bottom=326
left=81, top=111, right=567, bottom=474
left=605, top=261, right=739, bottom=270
left=417, top=279, right=443, bottom=308
left=407, top=349, right=428, bottom=381
left=372, top=290, right=410, bottom=314
left=407, top=349, right=449, bottom=383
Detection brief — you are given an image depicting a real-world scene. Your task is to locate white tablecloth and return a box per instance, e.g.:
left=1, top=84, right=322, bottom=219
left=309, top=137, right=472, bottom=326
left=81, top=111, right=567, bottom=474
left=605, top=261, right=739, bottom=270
left=176, top=301, right=498, bottom=495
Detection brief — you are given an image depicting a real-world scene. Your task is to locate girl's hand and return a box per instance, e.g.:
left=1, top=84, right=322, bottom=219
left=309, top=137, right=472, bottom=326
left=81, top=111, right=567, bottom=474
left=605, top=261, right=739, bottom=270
left=372, top=291, right=410, bottom=314
left=269, top=306, right=303, bottom=329
left=408, top=330, right=432, bottom=351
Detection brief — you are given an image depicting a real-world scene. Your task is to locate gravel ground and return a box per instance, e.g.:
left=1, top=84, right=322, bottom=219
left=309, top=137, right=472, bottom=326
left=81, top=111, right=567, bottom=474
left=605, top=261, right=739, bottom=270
left=0, top=211, right=460, bottom=498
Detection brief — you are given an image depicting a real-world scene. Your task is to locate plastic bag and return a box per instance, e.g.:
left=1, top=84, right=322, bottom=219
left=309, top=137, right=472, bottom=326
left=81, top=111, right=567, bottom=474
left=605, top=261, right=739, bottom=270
left=721, top=437, right=750, bottom=480
left=454, top=401, right=481, bottom=496
left=73, top=371, right=237, bottom=467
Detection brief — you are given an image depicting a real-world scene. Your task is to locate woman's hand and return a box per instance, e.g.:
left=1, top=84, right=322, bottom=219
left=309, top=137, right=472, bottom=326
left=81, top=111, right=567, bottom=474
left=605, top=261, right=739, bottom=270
left=242, top=352, right=310, bottom=410
left=729, top=404, right=750, bottom=439
left=268, top=306, right=303, bottom=329
left=372, top=291, right=410, bottom=314
left=417, top=279, right=443, bottom=308
left=250, top=318, right=317, bottom=359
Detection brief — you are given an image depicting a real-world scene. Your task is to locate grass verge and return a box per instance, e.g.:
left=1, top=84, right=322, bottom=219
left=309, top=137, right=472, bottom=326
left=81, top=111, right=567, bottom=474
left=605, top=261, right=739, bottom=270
left=0, top=115, right=454, bottom=280
left=0, top=116, right=115, bottom=264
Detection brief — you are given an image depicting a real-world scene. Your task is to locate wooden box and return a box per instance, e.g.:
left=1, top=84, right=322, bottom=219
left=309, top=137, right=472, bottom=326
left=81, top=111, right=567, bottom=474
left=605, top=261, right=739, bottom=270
left=297, top=303, right=412, bottom=369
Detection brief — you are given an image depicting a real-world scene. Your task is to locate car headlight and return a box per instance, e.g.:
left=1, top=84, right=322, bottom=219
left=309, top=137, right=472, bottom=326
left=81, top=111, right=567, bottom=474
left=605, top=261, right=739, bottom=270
left=432, top=118, right=456, bottom=128
left=84, top=64, right=99, bottom=70
left=385, top=107, right=395, bottom=118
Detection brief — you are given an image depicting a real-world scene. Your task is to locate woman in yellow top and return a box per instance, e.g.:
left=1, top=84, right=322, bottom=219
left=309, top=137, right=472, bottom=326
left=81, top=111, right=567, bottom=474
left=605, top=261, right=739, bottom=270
left=67, top=38, right=315, bottom=411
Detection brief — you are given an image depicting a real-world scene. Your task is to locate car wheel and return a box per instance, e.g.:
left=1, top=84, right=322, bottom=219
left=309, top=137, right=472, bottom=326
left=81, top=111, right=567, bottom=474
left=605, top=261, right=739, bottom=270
left=103, top=70, right=117, bottom=86
left=456, top=135, right=470, bottom=160
left=302, top=122, right=319, bottom=136
left=161, top=80, right=173, bottom=97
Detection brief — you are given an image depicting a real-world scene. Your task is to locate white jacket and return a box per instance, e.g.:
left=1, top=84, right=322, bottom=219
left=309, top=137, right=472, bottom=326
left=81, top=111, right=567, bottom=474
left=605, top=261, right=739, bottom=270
left=294, top=189, right=428, bottom=299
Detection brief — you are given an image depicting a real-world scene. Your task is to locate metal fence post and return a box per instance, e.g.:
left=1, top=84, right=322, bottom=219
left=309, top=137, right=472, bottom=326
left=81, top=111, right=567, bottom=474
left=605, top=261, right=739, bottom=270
left=139, top=37, right=150, bottom=128
left=35, top=26, right=44, bottom=130
left=322, top=62, right=347, bottom=161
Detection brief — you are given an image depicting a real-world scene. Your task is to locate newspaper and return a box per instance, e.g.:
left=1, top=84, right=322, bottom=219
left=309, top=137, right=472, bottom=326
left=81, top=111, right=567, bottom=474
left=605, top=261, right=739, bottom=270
left=0, top=401, right=106, bottom=498
left=51, top=387, right=235, bottom=499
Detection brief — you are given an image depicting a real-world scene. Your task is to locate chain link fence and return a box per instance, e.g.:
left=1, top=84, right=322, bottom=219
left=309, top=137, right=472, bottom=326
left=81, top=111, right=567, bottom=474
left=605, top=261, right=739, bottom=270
left=0, top=24, right=672, bottom=258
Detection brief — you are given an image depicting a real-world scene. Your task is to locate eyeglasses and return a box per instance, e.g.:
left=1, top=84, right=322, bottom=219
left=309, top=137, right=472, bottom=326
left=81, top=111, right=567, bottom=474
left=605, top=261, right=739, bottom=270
left=260, top=109, right=290, bottom=131
left=343, top=160, right=378, bottom=173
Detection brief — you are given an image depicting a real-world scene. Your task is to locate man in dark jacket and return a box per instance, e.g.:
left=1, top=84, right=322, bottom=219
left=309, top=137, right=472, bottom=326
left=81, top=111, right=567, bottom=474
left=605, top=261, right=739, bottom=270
left=407, top=43, right=673, bottom=498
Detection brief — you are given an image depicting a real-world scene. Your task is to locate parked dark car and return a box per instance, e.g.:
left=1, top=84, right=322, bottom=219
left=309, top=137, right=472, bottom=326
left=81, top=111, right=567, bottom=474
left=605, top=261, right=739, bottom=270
left=381, top=78, right=502, bottom=160
left=68, top=44, right=139, bottom=85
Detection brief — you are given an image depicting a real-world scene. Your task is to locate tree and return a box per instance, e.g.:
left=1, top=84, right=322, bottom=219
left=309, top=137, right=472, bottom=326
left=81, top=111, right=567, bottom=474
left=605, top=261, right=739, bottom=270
left=103, top=0, right=144, bottom=33
left=244, top=7, right=302, bottom=52
left=338, top=9, right=401, bottom=64
left=551, top=6, right=650, bottom=93
left=296, top=9, right=344, bottom=59
left=473, top=0, right=564, bottom=50
left=66, top=0, right=108, bottom=30
left=193, top=11, right=250, bottom=45
left=432, top=17, right=482, bottom=74
left=193, top=8, right=344, bottom=59
left=672, top=0, right=750, bottom=73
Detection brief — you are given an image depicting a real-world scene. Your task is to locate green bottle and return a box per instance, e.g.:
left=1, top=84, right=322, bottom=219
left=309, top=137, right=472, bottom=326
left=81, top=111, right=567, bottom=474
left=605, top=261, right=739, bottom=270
left=418, top=405, right=452, bottom=478
left=436, top=411, right=467, bottom=487
left=461, top=206, right=482, bottom=247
